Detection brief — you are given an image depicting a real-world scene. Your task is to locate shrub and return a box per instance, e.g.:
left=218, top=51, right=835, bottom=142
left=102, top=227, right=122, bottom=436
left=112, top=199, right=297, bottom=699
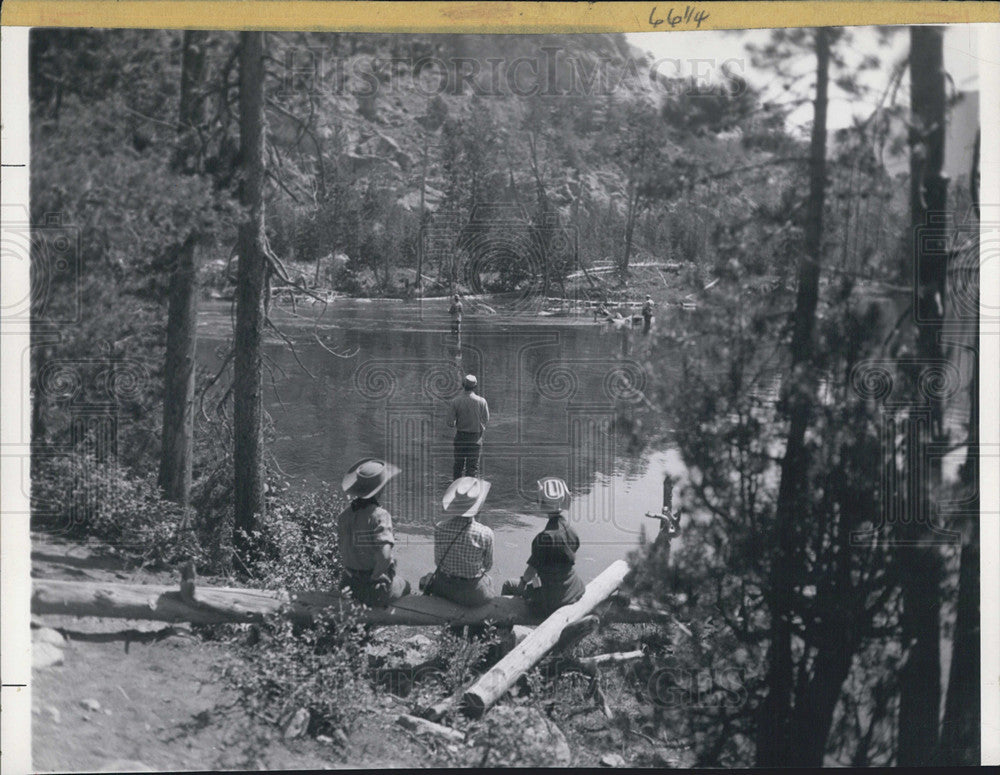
left=244, top=486, right=347, bottom=591
left=31, top=452, right=206, bottom=568
left=221, top=608, right=372, bottom=738
left=428, top=626, right=497, bottom=696
left=220, top=486, right=376, bottom=738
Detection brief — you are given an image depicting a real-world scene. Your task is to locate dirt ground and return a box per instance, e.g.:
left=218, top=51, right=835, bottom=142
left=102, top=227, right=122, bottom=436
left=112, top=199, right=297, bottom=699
left=29, top=532, right=693, bottom=771
left=30, top=533, right=437, bottom=772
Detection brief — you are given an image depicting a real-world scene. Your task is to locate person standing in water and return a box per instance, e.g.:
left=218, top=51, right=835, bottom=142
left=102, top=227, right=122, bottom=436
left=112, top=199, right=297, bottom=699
left=641, top=295, right=654, bottom=333
left=503, top=477, right=585, bottom=616
left=449, top=293, right=463, bottom=334
left=449, top=374, right=489, bottom=479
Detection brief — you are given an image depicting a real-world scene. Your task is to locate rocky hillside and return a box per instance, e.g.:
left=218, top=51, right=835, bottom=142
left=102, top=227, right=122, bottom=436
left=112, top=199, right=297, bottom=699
left=256, top=31, right=772, bottom=293
left=30, top=29, right=784, bottom=300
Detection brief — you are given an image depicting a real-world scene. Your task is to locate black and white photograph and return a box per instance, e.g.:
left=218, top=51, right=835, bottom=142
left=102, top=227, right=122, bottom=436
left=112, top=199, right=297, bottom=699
left=1, top=5, right=996, bottom=771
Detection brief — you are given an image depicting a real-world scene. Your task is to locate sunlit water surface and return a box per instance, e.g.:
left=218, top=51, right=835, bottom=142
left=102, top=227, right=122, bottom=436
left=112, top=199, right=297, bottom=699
left=198, top=298, right=687, bottom=585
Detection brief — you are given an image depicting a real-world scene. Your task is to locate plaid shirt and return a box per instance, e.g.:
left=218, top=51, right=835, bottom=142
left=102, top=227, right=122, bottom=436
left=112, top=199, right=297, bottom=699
left=434, top=517, right=494, bottom=579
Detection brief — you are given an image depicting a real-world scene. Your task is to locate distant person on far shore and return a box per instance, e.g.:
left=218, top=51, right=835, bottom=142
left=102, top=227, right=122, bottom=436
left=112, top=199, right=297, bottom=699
left=449, top=374, right=489, bottom=479
left=449, top=293, right=463, bottom=334
left=642, top=295, right=654, bottom=333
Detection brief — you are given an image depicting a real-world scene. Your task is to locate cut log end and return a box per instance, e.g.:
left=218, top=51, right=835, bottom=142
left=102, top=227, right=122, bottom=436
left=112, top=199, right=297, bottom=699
left=460, top=690, right=487, bottom=719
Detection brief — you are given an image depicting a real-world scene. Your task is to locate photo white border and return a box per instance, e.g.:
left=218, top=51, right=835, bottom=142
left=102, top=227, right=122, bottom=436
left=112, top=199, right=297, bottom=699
left=1, top=24, right=33, bottom=775
left=0, top=19, right=997, bottom=773
left=976, top=21, right=999, bottom=769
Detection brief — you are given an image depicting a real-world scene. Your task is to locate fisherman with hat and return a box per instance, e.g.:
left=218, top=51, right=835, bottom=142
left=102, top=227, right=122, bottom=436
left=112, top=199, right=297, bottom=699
left=337, top=458, right=411, bottom=607
left=502, top=476, right=586, bottom=616
left=449, top=373, right=490, bottom=479
left=641, top=295, right=654, bottom=333
left=420, top=477, right=497, bottom=608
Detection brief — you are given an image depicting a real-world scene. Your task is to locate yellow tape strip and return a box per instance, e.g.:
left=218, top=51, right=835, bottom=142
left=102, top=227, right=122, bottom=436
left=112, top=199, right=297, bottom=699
left=2, top=1, right=998, bottom=32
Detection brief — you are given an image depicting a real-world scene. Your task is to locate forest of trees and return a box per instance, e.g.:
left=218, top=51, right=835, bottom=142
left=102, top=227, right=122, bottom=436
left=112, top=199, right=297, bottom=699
left=29, top=27, right=980, bottom=766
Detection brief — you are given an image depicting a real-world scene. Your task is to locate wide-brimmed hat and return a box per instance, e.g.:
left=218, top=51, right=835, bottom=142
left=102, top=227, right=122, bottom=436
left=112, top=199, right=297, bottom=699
left=341, top=458, right=400, bottom=499
left=443, top=477, right=491, bottom=518
left=537, top=476, right=571, bottom=513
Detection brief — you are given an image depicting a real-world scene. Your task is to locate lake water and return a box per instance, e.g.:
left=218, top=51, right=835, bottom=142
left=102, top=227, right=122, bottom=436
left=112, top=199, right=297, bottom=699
left=197, top=298, right=687, bottom=585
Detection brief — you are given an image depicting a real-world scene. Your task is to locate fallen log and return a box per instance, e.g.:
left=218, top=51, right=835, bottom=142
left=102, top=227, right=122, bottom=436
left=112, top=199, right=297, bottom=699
left=577, top=650, right=644, bottom=669
left=32, top=578, right=287, bottom=625
left=395, top=714, right=464, bottom=743
left=461, top=560, right=630, bottom=717
left=31, top=575, right=673, bottom=627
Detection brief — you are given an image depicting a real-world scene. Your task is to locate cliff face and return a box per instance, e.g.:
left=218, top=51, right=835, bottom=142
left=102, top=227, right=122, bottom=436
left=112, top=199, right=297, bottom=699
left=29, top=29, right=769, bottom=295
left=268, top=33, right=673, bottom=216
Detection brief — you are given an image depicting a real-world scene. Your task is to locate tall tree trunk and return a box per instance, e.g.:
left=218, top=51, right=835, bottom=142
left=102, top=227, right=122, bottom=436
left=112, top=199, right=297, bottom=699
left=898, top=26, right=947, bottom=765
left=384, top=243, right=391, bottom=291
left=938, top=519, right=980, bottom=763
left=936, top=129, right=980, bottom=765
left=159, top=30, right=207, bottom=506
left=233, top=31, right=267, bottom=560
left=621, top=174, right=639, bottom=282
left=158, top=233, right=198, bottom=504
left=791, top=643, right=856, bottom=765
left=173, top=30, right=207, bottom=174
left=756, top=26, right=829, bottom=768
left=527, top=132, right=551, bottom=298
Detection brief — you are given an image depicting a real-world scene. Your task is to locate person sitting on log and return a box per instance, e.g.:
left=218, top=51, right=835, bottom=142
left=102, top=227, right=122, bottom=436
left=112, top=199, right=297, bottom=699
left=502, top=477, right=586, bottom=616
left=420, top=476, right=497, bottom=607
left=338, top=458, right=411, bottom=607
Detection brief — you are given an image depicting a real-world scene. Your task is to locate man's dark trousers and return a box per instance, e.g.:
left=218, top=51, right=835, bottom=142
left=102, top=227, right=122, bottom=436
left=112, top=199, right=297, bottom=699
left=453, top=431, right=482, bottom=478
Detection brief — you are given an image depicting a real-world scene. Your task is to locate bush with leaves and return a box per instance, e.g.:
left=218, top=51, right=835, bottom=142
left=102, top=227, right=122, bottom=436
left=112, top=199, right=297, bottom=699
left=32, top=451, right=207, bottom=568
left=242, top=485, right=348, bottom=591
left=218, top=486, right=378, bottom=738
left=221, top=608, right=372, bottom=738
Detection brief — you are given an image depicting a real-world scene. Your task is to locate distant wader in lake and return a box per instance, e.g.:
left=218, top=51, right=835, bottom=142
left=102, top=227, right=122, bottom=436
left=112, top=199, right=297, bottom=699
left=449, top=374, right=489, bottom=479
left=449, top=294, right=463, bottom=334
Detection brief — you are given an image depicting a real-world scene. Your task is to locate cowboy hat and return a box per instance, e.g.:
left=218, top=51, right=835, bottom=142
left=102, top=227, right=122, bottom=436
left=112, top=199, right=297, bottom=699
left=442, top=476, right=491, bottom=518
left=341, top=458, right=400, bottom=499
left=537, top=476, right=571, bottom=513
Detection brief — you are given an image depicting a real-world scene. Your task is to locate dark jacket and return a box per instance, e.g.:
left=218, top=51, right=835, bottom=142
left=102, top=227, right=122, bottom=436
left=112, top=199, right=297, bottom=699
left=525, top=513, right=586, bottom=614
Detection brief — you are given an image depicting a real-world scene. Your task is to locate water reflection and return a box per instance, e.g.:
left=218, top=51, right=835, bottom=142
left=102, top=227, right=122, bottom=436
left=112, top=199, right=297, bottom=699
left=198, top=300, right=682, bottom=583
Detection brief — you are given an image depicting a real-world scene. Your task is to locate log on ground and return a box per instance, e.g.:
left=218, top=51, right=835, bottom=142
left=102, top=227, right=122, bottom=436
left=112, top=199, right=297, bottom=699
left=461, top=560, right=631, bottom=717
left=31, top=575, right=672, bottom=627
